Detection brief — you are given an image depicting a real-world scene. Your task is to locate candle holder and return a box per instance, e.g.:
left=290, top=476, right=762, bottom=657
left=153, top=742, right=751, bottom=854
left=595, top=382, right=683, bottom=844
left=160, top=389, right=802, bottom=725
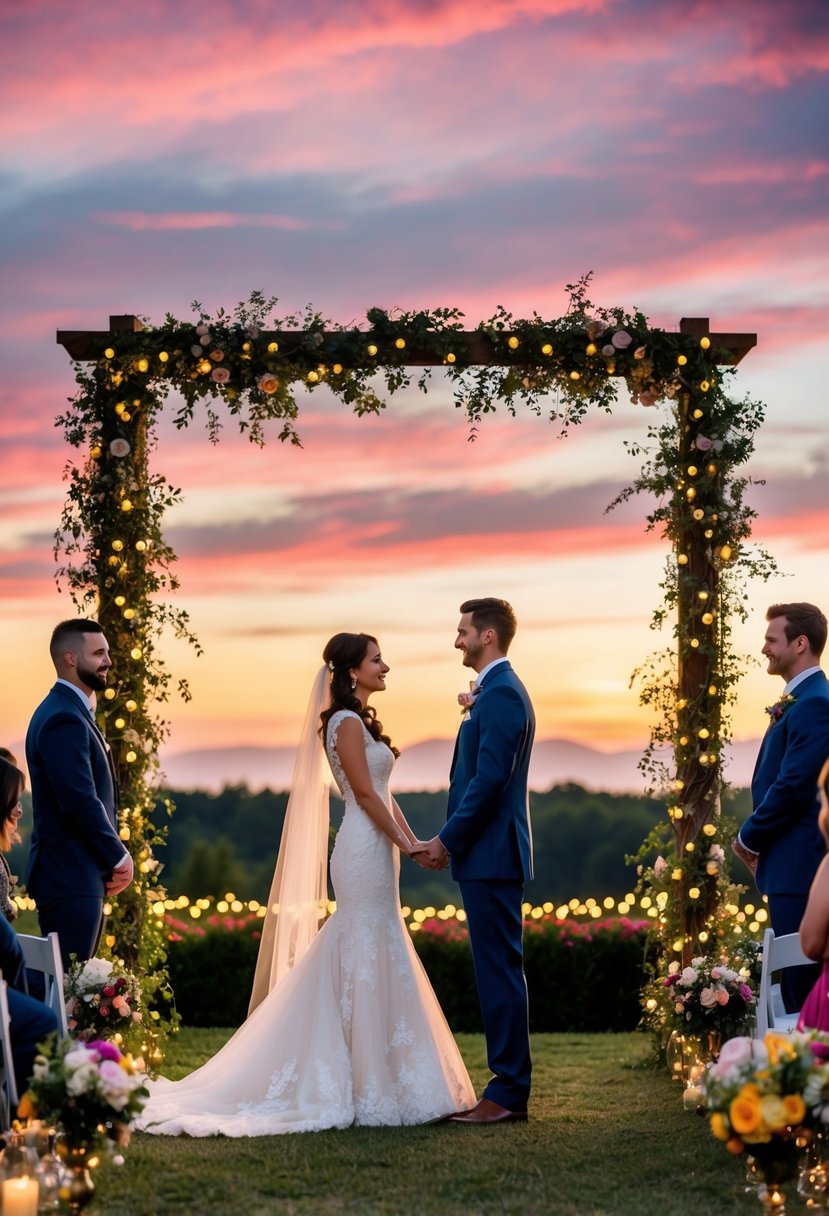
left=0, top=1130, right=40, bottom=1216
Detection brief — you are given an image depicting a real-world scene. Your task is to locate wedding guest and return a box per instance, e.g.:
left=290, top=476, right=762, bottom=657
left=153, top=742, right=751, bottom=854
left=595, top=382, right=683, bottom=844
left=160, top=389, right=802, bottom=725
left=733, top=602, right=829, bottom=1010
left=0, top=748, right=17, bottom=764
left=0, top=758, right=24, bottom=922
left=0, top=905, right=59, bottom=1095
left=798, top=758, right=829, bottom=1031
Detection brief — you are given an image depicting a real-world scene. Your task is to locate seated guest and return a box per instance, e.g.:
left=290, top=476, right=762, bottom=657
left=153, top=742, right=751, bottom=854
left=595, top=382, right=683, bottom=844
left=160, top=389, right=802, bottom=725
left=0, top=756, right=24, bottom=922
left=798, top=757, right=829, bottom=1030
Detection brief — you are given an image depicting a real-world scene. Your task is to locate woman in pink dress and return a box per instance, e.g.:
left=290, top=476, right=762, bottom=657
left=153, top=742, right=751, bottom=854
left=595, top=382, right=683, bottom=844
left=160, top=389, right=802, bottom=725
left=797, top=757, right=829, bottom=1031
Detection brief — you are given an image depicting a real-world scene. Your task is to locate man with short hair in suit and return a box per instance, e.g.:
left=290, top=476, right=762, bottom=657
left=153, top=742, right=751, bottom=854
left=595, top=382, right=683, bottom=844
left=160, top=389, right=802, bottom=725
left=417, top=597, right=535, bottom=1123
left=26, top=620, right=133, bottom=966
left=734, top=602, right=829, bottom=1009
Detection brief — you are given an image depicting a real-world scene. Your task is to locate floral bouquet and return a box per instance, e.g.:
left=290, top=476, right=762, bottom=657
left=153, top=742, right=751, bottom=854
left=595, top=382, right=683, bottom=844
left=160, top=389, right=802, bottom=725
left=64, top=956, right=144, bottom=1054
left=703, top=1033, right=829, bottom=1185
left=18, top=1036, right=148, bottom=1155
left=654, top=954, right=756, bottom=1041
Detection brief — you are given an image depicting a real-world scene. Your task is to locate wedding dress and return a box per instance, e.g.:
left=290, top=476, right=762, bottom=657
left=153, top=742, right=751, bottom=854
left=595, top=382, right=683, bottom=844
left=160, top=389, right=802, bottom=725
left=137, top=709, right=474, bottom=1136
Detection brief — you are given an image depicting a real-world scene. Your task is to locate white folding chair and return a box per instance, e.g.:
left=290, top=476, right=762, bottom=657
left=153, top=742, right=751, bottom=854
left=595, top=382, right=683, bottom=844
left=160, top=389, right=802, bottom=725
left=0, top=974, right=19, bottom=1129
left=755, top=927, right=813, bottom=1037
left=18, top=932, right=69, bottom=1037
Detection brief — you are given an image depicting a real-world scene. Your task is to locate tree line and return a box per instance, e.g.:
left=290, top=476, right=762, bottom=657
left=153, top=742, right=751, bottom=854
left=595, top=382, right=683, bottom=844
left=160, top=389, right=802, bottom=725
left=13, top=783, right=749, bottom=910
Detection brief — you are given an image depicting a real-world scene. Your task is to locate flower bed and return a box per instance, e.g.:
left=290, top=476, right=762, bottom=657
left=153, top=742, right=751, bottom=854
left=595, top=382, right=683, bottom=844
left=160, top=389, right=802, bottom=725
left=164, top=908, right=649, bottom=1031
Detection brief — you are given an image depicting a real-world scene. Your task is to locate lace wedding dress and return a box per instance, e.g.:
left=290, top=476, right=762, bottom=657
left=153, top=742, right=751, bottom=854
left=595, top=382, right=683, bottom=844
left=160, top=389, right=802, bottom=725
left=137, top=710, right=475, bottom=1135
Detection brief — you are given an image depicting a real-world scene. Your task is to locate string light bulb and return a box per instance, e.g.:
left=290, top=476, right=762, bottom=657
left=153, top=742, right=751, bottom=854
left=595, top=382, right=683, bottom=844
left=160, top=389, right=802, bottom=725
left=700, top=336, right=711, bottom=350
left=507, top=336, right=519, bottom=350
left=541, top=343, right=553, bottom=356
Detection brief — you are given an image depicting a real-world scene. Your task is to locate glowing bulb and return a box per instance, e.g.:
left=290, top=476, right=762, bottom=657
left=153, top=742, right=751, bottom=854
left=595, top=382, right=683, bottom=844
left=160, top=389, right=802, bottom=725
left=242, top=342, right=251, bottom=352
left=719, top=544, right=732, bottom=561
left=708, top=685, right=718, bottom=695
left=114, top=402, right=125, bottom=415
left=541, top=343, right=553, bottom=356
left=114, top=595, right=126, bottom=607
left=707, top=463, right=717, bottom=476
left=585, top=342, right=597, bottom=355
left=689, top=887, right=700, bottom=899
left=332, top=363, right=343, bottom=373
left=120, top=411, right=131, bottom=422
left=445, top=353, right=456, bottom=364
left=692, top=408, right=704, bottom=419
left=130, top=647, right=142, bottom=660
left=704, top=528, right=713, bottom=538
left=686, top=487, right=696, bottom=501
left=685, top=842, right=695, bottom=853
left=703, top=823, right=716, bottom=837
left=90, top=445, right=102, bottom=460
left=123, top=608, right=135, bottom=620
left=198, top=359, right=212, bottom=374
left=367, top=344, right=378, bottom=356
left=672, top=869, right=682, bottom=881
left=507, top=336, right=519, bottom=350
left=676, top=699, right=687, bottom=709
left=158, top=351, right=169, bottom=362
left=700, top=336, right=711, bottom=350
left=679, top=736, right=689, bottom=746
left=395, top=337, right=406, bottom=350
left=677, top=354, right=687, bottom=366
left=135, top=540, right=147, bottom=552
left=137, top=357, right=149, bottom=372
left=120, top=499, right=133, bottom=512
left=698, top=727, right=710, bottom=739
left=125, top=700, right=137, bottom=712
left=103, top=688, right=116, bottom=701
left=693, top=509, right=704, bottom=521
left=687, top=465, right=698, bottom=477
left=104, top=347, right=115, bottom=359
left=307, top=370, right=319, bottom=383
left=115, top=717, right=126, bottom=730
left=570, top=370, right=580, bottom=381
left=689, top=638, right=700, bottom=648
left=699, top=380, right=710, bottom=392
left=702, top=612, right=714, bottom=625
left=111, top=540, right=124, bottom=552
left=267, top=341, right=279, bottom=353
left=126, top=750, right=137, bottom=763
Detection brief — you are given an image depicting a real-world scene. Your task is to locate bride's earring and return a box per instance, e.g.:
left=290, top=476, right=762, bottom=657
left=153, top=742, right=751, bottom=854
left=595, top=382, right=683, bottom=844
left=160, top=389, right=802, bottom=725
left=350, top=678, right=357, bottom=691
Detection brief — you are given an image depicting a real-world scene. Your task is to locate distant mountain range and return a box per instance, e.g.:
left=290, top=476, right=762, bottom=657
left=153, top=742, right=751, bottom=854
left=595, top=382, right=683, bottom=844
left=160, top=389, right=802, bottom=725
left=156, top=736, right=762, bottom=794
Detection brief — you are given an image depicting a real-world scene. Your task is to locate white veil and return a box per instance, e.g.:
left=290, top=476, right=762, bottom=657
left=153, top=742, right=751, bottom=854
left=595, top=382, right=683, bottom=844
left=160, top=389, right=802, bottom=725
left=248, top=665, right=332, bottom=1015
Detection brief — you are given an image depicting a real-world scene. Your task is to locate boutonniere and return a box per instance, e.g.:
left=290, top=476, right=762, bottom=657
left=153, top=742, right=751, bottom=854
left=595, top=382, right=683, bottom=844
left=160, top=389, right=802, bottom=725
left=458, top=686, right=481, bottom=717
left=765, top=693, right=796, bottom=724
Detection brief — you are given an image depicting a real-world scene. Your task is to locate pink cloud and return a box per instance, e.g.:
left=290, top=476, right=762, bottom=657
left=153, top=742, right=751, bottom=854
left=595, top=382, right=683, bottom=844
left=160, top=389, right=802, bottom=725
left=92, top=211, right=343, bottom=232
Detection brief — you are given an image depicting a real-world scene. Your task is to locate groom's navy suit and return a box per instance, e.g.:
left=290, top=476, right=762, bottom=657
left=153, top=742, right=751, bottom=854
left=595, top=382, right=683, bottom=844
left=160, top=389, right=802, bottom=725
left=741, top=669, right=829, bottom=1008
left=440, top=660, right=534, bottom=1110
left=25, top=682, right=124, bottom=966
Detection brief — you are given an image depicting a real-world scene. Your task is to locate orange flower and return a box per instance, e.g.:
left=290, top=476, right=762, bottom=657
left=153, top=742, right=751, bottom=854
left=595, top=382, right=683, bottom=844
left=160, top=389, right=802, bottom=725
left=16, top=1093, right=35, bottom=1120
left=726, top=1136, right=745, bottom=1155
left=730, top=1087, right=762, bottom=1136
left=782, top=1093, right=806, bottom=1124
left=710, top=1112, right=730, bottom=1142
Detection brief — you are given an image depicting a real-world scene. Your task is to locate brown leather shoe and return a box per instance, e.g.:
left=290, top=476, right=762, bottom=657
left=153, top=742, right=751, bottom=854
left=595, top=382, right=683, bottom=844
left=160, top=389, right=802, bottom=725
left=448, top=1098, right=528, bottom=1124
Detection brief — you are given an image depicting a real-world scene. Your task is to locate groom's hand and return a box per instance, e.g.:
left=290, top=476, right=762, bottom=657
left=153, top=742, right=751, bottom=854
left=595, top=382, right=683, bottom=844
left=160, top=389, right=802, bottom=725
left=419, top=836, right=449, bottom=870
left=106, top=853, right=134, bottom=896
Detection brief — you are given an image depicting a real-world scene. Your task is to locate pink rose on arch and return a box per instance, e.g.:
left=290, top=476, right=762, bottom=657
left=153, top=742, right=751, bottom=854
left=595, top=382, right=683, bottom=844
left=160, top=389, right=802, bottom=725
left=199, top=333, right=211, bottom=346
left=257, top=374, right=279, bottom=394
left=190, top=344, right=203, bottom=357
left=109, top=439, right=131, bottom=458
left=611, top=330, right=632, bottom=349
left=695, top=435, right=714, bottom=451
left=716, top=988, right=730, bottom=1006
left=211, top=367, right=231, bottom=384
left=638, top=391, right=659, bottom=407
left=699, top=986, right=719, bottom=1008
left=652, top=855, right=668, bottom=880
left=601, top=344, right=616, bottom=358
left=195, top=323, right=209, bottom=336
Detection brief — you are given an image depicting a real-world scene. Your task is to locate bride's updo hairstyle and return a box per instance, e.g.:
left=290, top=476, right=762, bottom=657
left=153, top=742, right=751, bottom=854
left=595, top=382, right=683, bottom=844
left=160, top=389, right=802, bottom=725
left=320, top=632, right=399, bottom=757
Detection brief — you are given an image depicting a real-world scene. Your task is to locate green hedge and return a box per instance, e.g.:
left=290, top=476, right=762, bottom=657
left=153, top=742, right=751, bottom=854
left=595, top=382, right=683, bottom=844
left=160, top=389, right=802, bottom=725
left=164, top=912, right=649, bottom=1032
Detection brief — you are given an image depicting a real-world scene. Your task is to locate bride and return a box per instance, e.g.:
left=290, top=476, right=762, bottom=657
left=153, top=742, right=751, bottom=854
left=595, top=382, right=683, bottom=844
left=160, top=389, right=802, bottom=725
left=138, top=632, right=475, bottom=1135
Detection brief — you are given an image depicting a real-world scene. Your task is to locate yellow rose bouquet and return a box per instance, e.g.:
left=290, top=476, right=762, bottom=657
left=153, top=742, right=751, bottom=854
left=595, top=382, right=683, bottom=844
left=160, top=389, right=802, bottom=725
left=703, top=1033, right=829, bottom=1186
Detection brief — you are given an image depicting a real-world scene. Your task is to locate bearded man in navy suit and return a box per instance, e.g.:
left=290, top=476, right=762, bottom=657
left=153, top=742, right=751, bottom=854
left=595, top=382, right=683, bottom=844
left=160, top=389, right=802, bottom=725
left=733, top=602, right=829, bottom=1010
left=26, top=620, right=134, bottom=966
left=417, top=598, right=534, bottom=1124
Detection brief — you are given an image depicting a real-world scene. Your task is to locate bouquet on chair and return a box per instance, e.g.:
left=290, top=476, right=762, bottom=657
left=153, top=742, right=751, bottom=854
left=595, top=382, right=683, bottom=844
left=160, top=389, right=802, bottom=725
left=647, top=953, right=756, bottom=1041
left=64, top=956, right=144, bottom=1055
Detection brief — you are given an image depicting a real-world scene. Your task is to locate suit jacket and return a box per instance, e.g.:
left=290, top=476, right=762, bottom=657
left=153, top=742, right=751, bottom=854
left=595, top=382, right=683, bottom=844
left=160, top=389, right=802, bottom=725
left=440, top=661, right=535, bottom=882
left=25, top=682, right=124, bottom=903
left=741, top=669, right=829, bottom=895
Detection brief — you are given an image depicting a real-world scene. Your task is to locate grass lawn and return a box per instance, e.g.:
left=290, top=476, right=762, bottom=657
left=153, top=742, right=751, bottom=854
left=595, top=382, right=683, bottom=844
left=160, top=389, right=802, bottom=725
left=88, top=1029, right=769, bottom=1216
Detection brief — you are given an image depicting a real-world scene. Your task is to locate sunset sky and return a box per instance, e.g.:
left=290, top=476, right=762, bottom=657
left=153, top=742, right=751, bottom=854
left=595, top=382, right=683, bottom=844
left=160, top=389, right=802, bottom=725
left=1, top=0, right=828, bottom=782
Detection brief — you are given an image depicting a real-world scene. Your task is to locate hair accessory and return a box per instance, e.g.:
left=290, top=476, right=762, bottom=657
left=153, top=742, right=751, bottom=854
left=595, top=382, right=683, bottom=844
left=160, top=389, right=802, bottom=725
left=327, top=660, right=335, bottom=672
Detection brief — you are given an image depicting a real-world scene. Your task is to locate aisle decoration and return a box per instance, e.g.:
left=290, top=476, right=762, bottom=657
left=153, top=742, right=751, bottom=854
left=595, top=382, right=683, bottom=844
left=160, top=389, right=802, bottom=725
left=704, top=1033, right=829, bottom=1213
left=64, top=956, right=144, bottom=1056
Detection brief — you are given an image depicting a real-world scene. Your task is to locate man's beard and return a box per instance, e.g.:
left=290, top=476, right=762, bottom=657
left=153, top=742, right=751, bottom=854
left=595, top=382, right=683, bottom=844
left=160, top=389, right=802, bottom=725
left=462, top=640, right=484, bottom=668
left=78, top=662, right=108, bottom=692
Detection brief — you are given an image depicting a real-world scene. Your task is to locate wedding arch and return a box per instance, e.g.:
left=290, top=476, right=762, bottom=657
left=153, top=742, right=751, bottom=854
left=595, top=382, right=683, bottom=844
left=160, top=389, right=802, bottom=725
left=54, top=276, right=772, bottom=1046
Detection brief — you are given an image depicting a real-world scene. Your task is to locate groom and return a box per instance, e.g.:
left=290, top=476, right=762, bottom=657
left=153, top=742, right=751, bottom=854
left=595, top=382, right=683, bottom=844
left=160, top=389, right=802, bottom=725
left=418, top=598, right=535, bottom=1124
left=26, top=619, right=133, bottom=966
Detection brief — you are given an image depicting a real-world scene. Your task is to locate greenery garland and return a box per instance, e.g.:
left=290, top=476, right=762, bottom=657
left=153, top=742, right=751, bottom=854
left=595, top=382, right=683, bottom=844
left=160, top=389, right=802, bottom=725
left=53, top=274, right=775, bottom=1055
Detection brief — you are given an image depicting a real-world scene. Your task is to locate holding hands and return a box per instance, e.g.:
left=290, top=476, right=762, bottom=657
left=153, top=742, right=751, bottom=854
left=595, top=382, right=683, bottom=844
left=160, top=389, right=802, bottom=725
left=409, top=836, right=449, bottom=871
